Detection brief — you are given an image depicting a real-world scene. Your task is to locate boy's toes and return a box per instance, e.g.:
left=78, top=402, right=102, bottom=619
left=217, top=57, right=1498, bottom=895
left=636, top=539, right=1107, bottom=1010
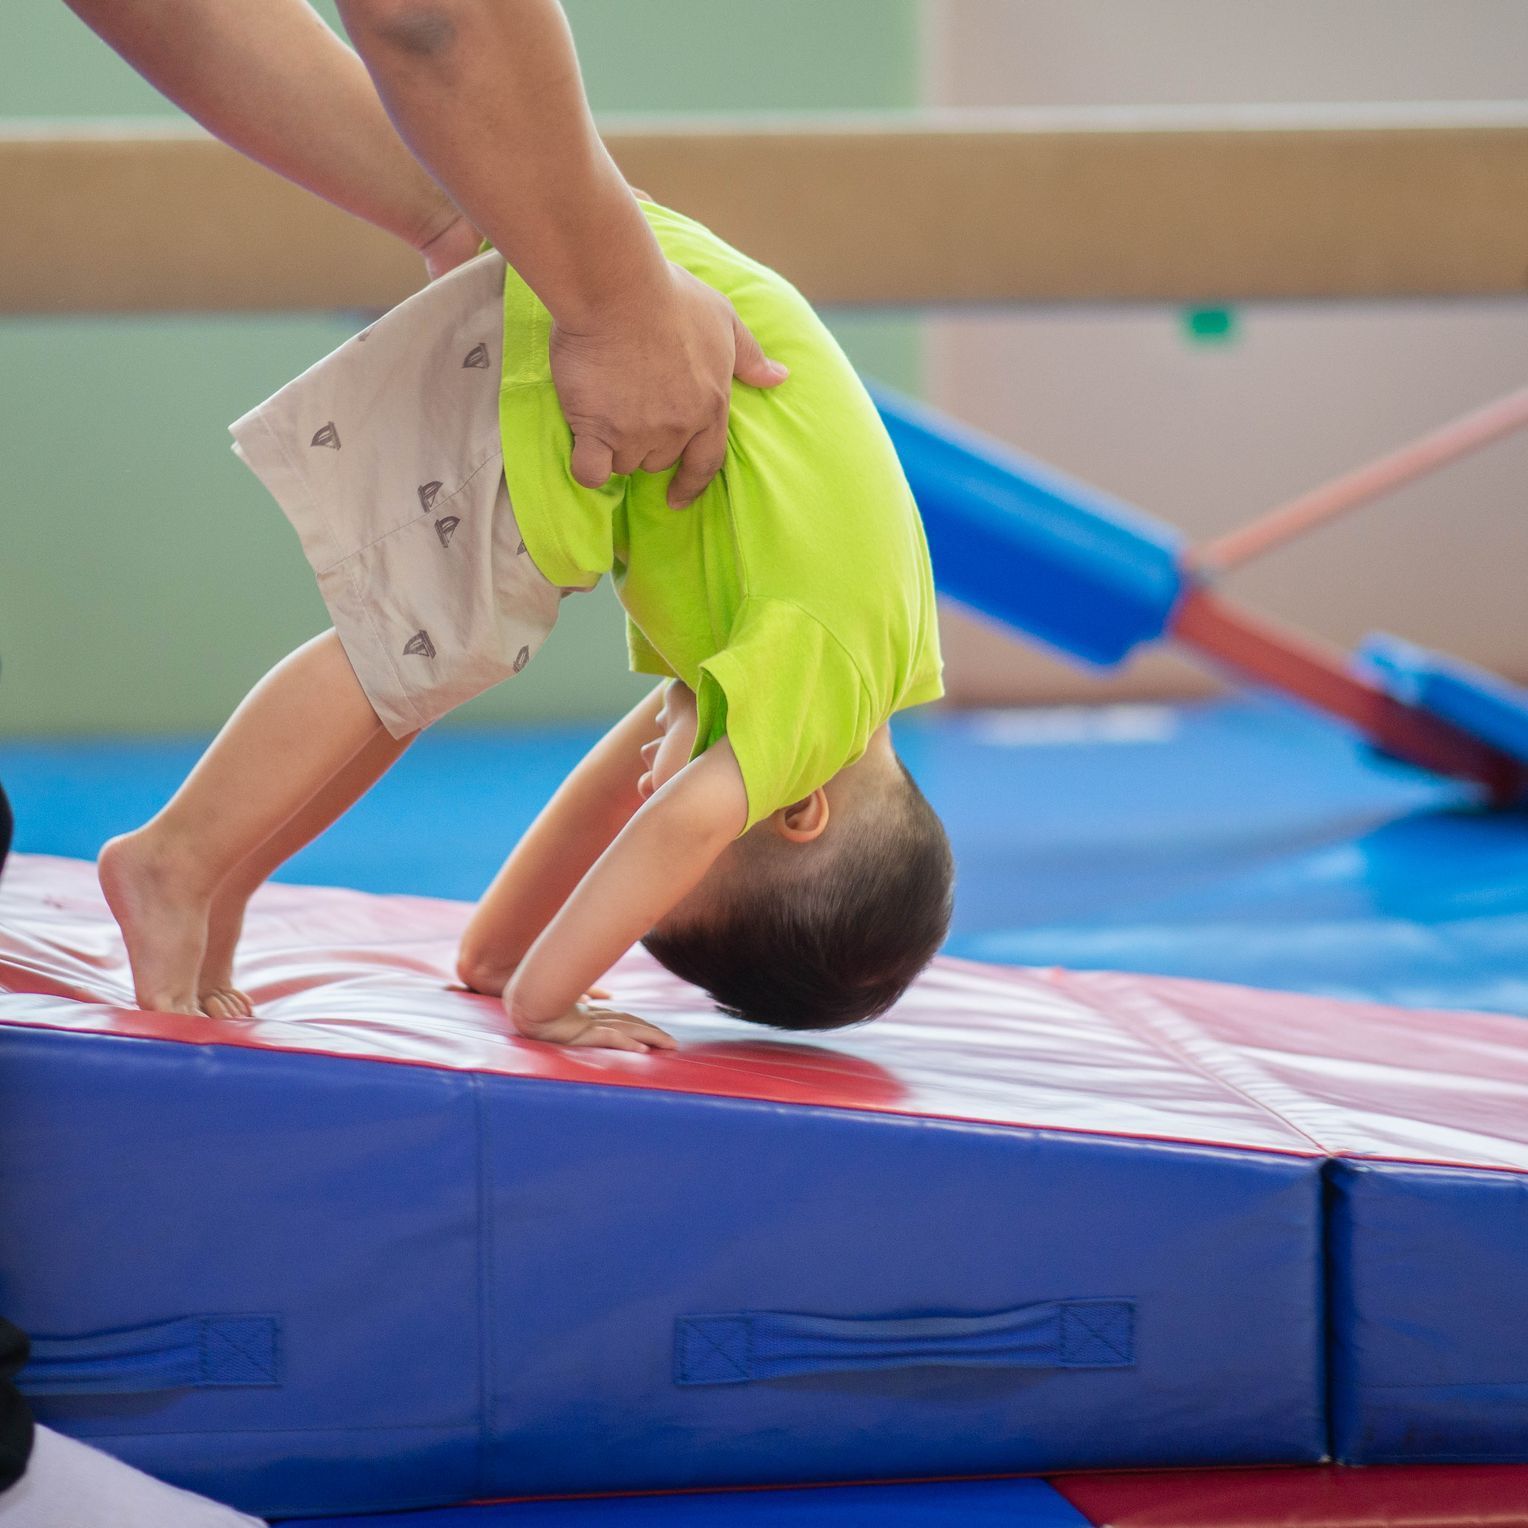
left=200, top=987, right=254, bottom=1020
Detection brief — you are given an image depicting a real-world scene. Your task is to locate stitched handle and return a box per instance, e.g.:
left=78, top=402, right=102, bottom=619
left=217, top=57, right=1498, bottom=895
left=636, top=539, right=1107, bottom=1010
left=18, top=1316, right=281, bottom=1396
left=675, top=1299, right=1133, bottom=1386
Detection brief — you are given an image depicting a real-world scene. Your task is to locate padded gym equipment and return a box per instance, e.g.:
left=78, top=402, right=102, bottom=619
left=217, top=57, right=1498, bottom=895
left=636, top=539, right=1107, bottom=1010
left=2, top=856, right=1321, bottom=1515
left=5, top=857, right=1528, bottom=1517
left=875, top=387, right=1528, bottom=802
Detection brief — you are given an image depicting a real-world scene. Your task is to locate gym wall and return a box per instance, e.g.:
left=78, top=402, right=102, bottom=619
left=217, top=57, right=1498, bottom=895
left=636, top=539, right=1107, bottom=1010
left=924, top=0, right=1528, bottom=703
left=0, top=1, right=921, bottom=735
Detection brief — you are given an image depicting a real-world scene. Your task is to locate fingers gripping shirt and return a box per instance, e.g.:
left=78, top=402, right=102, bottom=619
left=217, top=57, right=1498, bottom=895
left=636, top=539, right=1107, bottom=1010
left=498, top=202, right=943, bottom=831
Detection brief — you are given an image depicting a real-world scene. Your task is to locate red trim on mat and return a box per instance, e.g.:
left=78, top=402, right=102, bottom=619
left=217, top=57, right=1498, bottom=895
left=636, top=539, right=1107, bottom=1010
left=1052, top=1464, right=1528, bottom=1527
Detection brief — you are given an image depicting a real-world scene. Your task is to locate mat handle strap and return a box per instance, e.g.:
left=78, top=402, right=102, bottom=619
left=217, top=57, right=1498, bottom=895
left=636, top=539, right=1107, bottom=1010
left=675, top=1298, right=1133, bottom=1386
left=18, top=1315, right=281, bottom=1396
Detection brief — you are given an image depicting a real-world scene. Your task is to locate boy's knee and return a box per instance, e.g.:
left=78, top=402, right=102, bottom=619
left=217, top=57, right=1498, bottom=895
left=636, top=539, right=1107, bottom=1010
left=345, top=0, right=460, bottom=58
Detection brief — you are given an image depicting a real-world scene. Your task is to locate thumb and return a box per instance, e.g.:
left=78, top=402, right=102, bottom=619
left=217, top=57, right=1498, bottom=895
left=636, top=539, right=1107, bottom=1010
left=731, top=313, right=789, bottom=389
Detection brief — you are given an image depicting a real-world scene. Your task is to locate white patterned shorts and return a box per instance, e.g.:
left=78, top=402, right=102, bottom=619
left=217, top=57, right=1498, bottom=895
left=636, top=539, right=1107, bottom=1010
left=230, top=251, right=567, bottom=737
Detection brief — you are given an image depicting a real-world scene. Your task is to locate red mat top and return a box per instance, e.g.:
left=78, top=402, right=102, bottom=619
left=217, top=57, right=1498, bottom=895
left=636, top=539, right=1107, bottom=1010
left=3, top=855, right=1527, bottom=1172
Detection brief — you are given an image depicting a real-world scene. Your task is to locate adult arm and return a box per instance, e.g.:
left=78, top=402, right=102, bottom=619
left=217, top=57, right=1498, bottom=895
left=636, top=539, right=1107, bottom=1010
left=335, top=0, right=787, bottom=505
left=61, top=0, right=479, bottom=276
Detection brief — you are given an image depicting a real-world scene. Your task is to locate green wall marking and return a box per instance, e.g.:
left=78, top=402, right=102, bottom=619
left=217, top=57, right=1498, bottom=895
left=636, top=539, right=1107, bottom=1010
left=1182, top=306, right=1239, bottom=346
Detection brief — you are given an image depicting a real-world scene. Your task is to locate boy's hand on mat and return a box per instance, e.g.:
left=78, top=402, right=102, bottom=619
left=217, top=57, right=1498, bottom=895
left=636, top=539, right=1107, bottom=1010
left=551, top=263, right=788, bottom=509
left=516, top=1002, right=677, bottom=1054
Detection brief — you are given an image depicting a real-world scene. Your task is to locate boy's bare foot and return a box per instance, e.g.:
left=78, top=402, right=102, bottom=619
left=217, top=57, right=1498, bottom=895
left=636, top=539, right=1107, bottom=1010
left=200, top=984, right=253, bottom=1021
left=199, top=884, right=255, bottom=1018
left=98, top=831, right=214, bottom=1016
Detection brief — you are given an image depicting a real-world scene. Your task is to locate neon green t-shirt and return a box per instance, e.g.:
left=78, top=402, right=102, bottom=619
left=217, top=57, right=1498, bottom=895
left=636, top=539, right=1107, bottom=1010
left=498, top=203, right=943, bottom=830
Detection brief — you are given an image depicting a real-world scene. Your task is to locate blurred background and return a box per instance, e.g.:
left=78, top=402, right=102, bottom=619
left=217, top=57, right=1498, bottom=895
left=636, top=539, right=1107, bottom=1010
left=1, top=0, right=1525, bottom=739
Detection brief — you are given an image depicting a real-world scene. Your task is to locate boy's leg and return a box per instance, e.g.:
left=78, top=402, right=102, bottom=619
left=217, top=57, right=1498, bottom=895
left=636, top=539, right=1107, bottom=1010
left=99, top=631, right=387, bottom=1015
left=199, top=726, right=415, bottom=1017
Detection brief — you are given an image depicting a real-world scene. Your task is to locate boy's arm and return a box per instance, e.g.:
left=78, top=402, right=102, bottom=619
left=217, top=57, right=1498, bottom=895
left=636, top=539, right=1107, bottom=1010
left=456, top=684, right=666, bottom=994
left=504, top=742, right=749, bottom=1050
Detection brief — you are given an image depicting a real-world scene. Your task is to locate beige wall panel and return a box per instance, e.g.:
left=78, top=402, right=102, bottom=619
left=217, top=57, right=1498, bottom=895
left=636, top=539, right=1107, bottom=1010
left=6, top=113, right=1528, bottom=312
left=927, top=0, right=1528, bottom=107
left=928, top=0, right=1528, bottom=704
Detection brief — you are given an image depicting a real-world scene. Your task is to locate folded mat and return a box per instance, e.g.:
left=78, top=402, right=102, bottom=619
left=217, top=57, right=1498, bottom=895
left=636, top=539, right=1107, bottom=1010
left=2, top=857, right=1525, bottom=1517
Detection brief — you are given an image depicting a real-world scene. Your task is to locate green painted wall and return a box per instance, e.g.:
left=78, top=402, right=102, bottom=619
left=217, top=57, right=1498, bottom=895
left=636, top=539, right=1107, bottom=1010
left=0, top=2, right=920, bottom=735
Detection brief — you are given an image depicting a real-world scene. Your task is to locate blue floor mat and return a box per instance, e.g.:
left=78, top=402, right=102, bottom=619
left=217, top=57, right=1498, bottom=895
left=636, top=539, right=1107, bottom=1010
left=281, top=1480, right=1091, bottom=1526
left=3, top=697, right=1525, bottom=1015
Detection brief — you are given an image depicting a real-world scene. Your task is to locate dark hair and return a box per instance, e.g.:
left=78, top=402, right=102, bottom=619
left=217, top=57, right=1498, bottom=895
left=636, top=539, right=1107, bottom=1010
left=642, top=760, right=953, bottom=1030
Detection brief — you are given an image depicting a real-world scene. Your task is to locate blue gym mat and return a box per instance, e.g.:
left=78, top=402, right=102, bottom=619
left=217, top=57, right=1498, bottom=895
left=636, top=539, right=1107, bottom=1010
left=282, top=1480, right=1092, bottom=1527
left=3, top=696, right=1525, bottom=1017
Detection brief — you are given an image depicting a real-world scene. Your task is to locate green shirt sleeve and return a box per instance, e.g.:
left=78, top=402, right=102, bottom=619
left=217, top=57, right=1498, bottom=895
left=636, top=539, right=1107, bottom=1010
left=627, top=618, right=677, bottom=679
left=693, top=597, right=875, bottom=834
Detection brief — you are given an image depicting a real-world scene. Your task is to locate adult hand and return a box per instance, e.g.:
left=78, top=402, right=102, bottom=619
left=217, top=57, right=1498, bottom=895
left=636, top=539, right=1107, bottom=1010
left=550, top=262, right=789, bottom=509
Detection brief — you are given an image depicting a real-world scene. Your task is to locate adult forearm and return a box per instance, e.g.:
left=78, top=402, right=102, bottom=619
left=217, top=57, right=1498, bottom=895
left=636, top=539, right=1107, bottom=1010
left=64, top=0, right=459, bottom=251
left=336, top=0, right=669, bottom=330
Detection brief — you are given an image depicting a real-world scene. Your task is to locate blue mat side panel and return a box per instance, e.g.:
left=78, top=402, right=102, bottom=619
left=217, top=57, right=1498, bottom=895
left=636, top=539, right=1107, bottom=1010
left=1, top=1026, right=1325, bottom=1516
left=283, top=1479, right=1095, bottom=1527
left=1329, top=1160, right=1528, bottom=1464
left=0, top=1029, right=484, bottom=1518
left=480, top=1081, right=1325, bottom=1496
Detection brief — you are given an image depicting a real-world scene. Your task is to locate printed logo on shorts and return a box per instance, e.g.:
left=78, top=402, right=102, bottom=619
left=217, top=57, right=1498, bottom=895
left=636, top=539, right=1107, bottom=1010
left=403, top=630, right=437, bottom=660
left=435, top=515, right=460, bottom=548
left=418, top=480, right=443, bottom=511
left=310, top=422, right=341, bottom=450
left=514, top=645, right=531, bottom=673
left=462, top=343, right=490, bottom=369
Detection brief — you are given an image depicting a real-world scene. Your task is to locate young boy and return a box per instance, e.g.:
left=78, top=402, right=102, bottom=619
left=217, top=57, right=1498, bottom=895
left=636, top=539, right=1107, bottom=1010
left=99, top=198, right=952, bottom=1050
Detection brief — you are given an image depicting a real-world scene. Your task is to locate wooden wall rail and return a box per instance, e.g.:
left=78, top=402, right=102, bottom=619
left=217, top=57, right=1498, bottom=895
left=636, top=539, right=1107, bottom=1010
left=4, top=106, right=1528, bottom=314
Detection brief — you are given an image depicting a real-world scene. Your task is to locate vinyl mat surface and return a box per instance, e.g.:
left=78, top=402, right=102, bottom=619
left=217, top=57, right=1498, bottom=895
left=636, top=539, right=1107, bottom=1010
left=4, top=697, right=1525, bottom=1015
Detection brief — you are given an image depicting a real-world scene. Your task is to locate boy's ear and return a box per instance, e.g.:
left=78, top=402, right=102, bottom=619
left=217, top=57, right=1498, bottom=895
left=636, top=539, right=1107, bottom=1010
left=772, top=789, right=830, bottom=843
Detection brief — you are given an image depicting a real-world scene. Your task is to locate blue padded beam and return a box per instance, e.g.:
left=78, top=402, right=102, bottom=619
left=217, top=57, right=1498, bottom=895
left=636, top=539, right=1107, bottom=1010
left=1360, top=634, right=1528, bottom=768
left=873, top=387, right=1186, bottom=666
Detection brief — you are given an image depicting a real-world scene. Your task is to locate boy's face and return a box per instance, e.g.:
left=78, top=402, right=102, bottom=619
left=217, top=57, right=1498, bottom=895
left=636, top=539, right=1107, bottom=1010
left=637, top=682, right=700, bottom=802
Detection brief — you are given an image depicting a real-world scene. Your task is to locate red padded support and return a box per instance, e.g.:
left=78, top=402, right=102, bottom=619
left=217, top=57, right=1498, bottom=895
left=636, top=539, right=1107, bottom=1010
left=1052, top=1465, right=1528, bottom=1527
left=1171, top=588, right=1528, bottom=803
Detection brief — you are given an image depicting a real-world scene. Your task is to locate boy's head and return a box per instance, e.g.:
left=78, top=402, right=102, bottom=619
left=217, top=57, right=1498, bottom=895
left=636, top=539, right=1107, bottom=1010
left=641, top=722, right=953, bottom=1032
